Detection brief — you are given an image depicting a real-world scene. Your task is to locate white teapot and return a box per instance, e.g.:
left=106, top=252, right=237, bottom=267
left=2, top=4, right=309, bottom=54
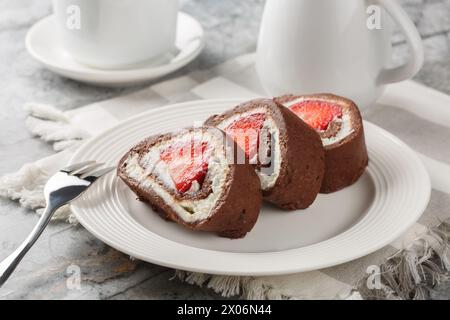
left=256, top=0, right=424, bottom=108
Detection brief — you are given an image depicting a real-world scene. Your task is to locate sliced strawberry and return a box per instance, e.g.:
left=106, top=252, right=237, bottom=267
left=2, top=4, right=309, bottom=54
left=224, top=113, right=266, bottom=162
left=289, top=100, right=343, bottom=131
left=160, top=140, right=210, bottom=193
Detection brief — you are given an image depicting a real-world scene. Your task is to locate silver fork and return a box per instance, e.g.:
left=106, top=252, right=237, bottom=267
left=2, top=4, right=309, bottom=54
left=0, top=161, right=114, bottom=287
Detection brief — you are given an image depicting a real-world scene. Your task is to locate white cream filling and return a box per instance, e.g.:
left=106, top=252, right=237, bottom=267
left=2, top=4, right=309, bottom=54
left=124, top=133, right=229, bottom=224
left=216, top=108, right=281, bottom=190
left=283, top=97, right=354, bottom=146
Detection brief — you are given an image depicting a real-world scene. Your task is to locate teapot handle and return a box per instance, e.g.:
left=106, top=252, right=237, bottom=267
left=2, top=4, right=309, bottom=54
left=375, top=0, right=424, bottom=85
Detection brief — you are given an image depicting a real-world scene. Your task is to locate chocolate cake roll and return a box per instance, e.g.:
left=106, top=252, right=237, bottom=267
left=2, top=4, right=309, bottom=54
left=275, top=94, right=369, bottom=193
left=117, top=126, right=262, bottom=239
left=205, top=99, right=325, bottom=210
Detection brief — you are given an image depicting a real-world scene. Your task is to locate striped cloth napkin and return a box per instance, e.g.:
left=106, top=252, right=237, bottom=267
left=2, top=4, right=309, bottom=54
left=1, top=53, right=450, bottom=300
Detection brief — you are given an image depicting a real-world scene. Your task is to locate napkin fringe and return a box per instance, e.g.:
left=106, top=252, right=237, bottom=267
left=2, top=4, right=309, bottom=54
left=357, top=219, right=450, bottom=300
left=0, top=162, right=47, bottom=209
left=174, top=271, right=293, bottom=300
left=24, top=103, right=87, bottom=151
left=174, top=270, right=248, bottom=298
left=0, top=160, right=75, bottom=223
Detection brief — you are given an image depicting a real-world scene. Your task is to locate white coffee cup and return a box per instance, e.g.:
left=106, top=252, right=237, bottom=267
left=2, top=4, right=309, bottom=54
left=256, top=0, right=424, bottom=108
left=52, top=0, right=179, bottom=69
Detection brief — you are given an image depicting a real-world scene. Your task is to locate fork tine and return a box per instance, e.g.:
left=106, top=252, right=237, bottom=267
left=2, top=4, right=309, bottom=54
left=61, top=161, right=96, bottom=174
left=81, top=167, right=115, bottom=182
left=72, top=162, right=104, bottom=176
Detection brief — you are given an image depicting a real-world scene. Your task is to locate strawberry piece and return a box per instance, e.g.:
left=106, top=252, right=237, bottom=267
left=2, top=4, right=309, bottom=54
left=160, top=140, right=210, bottom=193
left=224, top=113, right=266, bottom=161
left=290, top=100, right=343, bottom=131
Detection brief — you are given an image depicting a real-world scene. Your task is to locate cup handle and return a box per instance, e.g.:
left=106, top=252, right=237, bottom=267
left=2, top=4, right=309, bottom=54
left=375, top=0, right=424, bottom=85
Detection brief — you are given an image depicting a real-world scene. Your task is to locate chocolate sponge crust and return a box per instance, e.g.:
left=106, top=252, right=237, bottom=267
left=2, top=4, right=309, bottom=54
left=275, top=94, right=369, bottom=193
left=205, top=99, right=325, bottom=210
left=316, top=94, right=368, bottom=193
left=322, top=125, right=368, bottom=193
left=117, top=127, right=262, bottom=239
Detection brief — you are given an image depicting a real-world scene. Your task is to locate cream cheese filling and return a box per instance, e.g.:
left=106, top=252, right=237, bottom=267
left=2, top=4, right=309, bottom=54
left=124, top=132, right=229, bottom=224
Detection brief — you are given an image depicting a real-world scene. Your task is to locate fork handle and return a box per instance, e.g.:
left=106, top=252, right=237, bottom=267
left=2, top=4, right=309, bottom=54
left=0, top=205, right=56, bottom=287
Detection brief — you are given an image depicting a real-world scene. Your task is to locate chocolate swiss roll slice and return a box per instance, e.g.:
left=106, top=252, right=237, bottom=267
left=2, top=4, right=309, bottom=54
left=275, top=94, right=369, bottom=193
left=117, top=126, right=262, bottom=239
left=205, top=99, right=325, bottom=210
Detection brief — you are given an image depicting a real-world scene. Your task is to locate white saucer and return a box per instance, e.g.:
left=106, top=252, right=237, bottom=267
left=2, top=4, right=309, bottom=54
left=25, top=13, right=204, bottom=86
left=69, top=99, right=430, bottom=276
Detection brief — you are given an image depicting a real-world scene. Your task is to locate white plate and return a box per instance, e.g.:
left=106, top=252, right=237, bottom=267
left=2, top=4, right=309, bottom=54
left=70, top=99, right=431, bottom=276
left=25, top=13, right=204, bottom=86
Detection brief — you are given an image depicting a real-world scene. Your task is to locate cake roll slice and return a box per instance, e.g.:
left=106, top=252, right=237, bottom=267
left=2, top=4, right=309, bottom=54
left=117, top=126, right=262, bottom=239
left=205, top=99, right=325, bottom=210
left=275, top=94, right=369, bottom=193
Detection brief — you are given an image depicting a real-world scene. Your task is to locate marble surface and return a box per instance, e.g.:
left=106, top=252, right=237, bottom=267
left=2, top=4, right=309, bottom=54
left=0, top=0, right=449, bottom=300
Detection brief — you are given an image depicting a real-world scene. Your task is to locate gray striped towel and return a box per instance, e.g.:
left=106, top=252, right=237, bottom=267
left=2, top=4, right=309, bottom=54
left=1, top=53, right=449, bottom=300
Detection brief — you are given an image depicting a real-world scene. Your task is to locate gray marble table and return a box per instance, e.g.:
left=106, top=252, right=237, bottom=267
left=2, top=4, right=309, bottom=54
left=0, top=0, right=449, bottom=300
